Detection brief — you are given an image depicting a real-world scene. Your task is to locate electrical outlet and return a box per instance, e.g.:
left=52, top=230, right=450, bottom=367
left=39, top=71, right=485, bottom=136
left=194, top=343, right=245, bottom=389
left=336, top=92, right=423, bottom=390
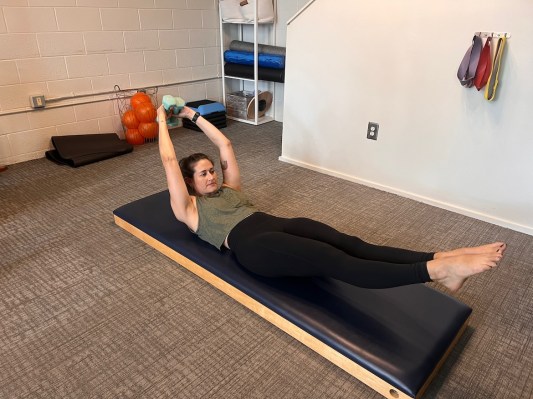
left=30, top=95, right=46, bottom=109
left=367, top=122, right=379, bottom=140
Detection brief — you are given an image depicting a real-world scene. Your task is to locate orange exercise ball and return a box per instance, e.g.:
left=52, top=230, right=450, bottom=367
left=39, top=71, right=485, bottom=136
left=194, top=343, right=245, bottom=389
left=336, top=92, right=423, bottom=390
left=134, top=102, right=157, bottom=123
left=121, top=109, right=140, bottom=129
left=138, top=122, right=158, bottom=139
left=125, top=128, right=145, bottom=145
left=130, top=92, right=151, bottom=109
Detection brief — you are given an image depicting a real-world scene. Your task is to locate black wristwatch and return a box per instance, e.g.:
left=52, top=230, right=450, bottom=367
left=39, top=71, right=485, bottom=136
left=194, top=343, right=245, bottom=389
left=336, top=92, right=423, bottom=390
left=191, top=111, right=201, bottom=123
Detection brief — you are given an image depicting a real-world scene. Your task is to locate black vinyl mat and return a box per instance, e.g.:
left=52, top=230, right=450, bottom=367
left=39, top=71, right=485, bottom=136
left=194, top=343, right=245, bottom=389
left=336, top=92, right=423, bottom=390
left=46, top=133, right=133, bottom=167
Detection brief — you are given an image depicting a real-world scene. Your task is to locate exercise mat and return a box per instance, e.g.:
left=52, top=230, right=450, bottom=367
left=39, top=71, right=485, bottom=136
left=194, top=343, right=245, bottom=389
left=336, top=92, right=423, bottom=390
left=182, top=111, right=227, bottom=126
left=45, top=133, right=133, bottom=168
left=187, top=102, right=226, bottom=115
left=224, top=50, right=285, bottom=69
left=113, top=191, right=473, bottom=399
left=186, top=99, right=225, bottom=112
left=183, top=99, right=227, bottom=132
left=187, top=113, right=227, bottom=124
left=229, top=40, right=286, bottom=56
left=185, top=100, right=227, bottom=120
left=224, top=63, right=285, bottom=83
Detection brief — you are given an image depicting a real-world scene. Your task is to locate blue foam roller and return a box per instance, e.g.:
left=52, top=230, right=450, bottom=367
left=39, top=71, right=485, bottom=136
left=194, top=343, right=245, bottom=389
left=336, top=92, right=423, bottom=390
left=224, top=50, right=285, bottom=70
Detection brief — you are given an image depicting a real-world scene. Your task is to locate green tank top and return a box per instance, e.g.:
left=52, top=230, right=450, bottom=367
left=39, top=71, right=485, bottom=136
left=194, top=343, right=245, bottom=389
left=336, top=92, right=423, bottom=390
left=195, top=186, right=256, bottom=249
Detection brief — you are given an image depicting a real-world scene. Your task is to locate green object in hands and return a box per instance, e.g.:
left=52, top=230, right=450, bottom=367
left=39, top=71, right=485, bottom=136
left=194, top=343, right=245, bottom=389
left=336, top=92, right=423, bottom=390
left=161, top=95, right=185, bottom=127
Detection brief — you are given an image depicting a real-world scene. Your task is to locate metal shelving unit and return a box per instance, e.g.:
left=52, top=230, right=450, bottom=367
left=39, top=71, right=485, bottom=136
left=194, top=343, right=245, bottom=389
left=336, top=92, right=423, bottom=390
left=219, top=1, right=277, bottom=125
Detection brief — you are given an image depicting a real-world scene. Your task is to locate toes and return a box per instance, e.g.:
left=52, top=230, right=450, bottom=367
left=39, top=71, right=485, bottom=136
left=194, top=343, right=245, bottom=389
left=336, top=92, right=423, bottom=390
left=496, top=243, right=506, bottom=254
left=488, top=254, right=502, bottom=267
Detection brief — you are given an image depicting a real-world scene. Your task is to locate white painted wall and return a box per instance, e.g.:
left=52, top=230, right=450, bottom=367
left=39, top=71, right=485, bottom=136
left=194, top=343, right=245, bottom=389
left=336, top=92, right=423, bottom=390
left=0, top=0, right=222, bottom=165
left=281, top=0, right=533, bottom=235
left=270, top=0, right=307, bottom=121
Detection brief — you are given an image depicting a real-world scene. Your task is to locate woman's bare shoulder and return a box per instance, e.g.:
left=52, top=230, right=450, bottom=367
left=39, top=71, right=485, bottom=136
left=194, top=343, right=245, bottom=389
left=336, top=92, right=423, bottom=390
left=221, top=183, right=241, bottom=191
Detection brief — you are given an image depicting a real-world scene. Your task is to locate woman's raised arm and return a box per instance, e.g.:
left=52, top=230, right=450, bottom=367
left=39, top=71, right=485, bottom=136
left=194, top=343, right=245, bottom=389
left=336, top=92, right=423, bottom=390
left=157, top=105, right=196, bottom=226
left=178, top=106, right=242, bottom=191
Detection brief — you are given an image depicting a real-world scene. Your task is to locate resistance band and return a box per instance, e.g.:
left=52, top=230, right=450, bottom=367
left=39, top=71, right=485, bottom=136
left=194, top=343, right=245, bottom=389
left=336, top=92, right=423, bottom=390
left=457, top=35, right=483, bottom=87
left=474, top=38, right=492, bottom=91
left=484, top=37, right=507, bottom=101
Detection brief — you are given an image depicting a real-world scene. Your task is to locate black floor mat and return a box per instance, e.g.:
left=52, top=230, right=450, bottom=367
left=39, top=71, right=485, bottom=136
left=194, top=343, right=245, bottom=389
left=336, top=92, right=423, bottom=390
left=45, top=133, right=133, bottom=167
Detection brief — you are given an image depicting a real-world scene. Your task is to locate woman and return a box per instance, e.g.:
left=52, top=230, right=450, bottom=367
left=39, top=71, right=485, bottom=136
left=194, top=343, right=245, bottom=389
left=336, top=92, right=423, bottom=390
left=157, top=104, right=505, bottom=292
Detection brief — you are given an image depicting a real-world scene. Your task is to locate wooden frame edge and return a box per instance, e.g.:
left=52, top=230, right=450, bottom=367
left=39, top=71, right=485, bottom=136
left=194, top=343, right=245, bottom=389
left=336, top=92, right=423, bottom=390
left=114, top=215, right=466, bottom=399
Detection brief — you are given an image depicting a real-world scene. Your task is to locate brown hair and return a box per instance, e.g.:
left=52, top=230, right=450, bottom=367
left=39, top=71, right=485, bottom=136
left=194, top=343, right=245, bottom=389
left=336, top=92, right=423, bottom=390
left=179, top=153, right=215, bottom=195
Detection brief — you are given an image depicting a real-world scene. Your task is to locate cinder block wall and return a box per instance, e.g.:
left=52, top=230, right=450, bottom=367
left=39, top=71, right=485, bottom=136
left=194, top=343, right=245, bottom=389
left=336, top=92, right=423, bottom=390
left=0, top=0, right=221, bottom=165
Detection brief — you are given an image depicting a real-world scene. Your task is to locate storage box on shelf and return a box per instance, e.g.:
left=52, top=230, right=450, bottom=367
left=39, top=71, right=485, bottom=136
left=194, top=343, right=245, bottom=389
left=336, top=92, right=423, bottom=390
left=226, top=90, right=273, bottom=120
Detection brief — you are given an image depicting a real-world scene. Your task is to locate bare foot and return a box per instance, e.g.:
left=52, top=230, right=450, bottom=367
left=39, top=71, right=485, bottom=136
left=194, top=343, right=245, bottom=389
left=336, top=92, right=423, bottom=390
left=427, top=253, right=502, bottom=292
left=434, top=242, right=506, bottom=259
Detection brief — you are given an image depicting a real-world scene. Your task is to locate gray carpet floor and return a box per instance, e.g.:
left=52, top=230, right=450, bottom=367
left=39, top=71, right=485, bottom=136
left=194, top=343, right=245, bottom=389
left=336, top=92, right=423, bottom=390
left=0, top=120, right=531, bottom=399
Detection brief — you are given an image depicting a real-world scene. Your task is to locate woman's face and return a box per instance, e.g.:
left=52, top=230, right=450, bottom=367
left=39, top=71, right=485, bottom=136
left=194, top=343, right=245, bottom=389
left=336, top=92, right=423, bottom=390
left=190, top=159, right=218, bottom=195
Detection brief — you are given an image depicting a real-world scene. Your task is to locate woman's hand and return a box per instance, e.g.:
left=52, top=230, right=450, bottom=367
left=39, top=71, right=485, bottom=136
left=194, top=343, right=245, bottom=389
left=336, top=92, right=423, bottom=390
left=177, top=106, right=195, bottom=120
left=157, top=104, right=168, bottom=124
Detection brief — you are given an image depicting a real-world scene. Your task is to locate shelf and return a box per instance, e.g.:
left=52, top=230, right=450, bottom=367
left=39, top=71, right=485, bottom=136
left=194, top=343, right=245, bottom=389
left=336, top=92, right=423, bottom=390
left=224, top=75, right=255, bottom=82
left=219, top=1, right=277, bottom=126
left=227, top=115, right=274, bottom=125
left=221, top=21, right=274, bottom=25
left=224, top=75, right=279, bottom=84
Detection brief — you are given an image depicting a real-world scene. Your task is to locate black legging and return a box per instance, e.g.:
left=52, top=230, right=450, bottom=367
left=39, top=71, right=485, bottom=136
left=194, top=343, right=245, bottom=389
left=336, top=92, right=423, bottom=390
left=228, top=212, right=434, bottom=289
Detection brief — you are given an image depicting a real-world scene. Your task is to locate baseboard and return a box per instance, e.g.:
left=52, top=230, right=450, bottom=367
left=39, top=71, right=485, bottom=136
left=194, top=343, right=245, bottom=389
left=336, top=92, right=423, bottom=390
left=279, top=156, right=533, bottom=237
left=2, top=149, right=48, bottom=166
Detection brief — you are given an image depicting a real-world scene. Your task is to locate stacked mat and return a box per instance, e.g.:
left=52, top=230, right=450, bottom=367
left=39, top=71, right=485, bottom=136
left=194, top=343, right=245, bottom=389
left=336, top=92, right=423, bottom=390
left=183, top=100, right=227, bottom=132
left=224, top=40, right=285, bottom=83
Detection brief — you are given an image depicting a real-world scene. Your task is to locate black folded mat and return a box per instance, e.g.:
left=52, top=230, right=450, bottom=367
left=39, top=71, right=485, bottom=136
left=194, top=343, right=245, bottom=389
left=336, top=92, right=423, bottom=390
left=224, top=62, right=285, bottom=83
left=46, top=133, right=133, bottom=167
